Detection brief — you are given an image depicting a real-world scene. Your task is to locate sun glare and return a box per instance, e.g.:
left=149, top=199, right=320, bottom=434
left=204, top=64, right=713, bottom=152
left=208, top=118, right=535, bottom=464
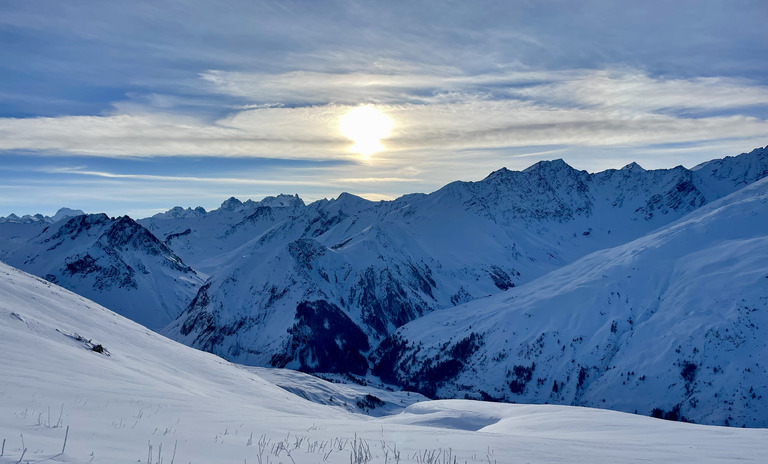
left=340, top=106, right=393, bottom=157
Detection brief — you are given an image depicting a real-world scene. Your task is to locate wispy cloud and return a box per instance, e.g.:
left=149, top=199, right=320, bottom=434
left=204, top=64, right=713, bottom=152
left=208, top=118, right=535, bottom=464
left=0, top=112, right=348, bottom=159
left=1, top=68, right=765, bottom=162
left=333, top=177, right=421, bottom=183
left=41, top=168, right=329, bottom=186
left=514, top=70, right=768, bottom=112
left=202, top=67, right=768, bottom=111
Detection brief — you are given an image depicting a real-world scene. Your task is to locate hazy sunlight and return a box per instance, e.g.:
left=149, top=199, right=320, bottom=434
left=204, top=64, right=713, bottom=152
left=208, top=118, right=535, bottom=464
left=339, top=106, right=393, bottom=157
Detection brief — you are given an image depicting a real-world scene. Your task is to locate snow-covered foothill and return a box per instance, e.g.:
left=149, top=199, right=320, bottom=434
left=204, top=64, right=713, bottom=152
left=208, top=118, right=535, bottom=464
left=246, top=366, right=428, bottom=416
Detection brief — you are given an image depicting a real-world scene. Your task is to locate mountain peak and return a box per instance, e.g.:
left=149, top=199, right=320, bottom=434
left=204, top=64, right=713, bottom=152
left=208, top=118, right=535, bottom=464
left=480, top=167, right=514, bottom=183
left=52, top=207, right=85, bottom=222
left=220, top=197, right=244, bottom=211
left=523, top=158, right=574, bottom=174
left=152, top=206, right=207, bottom=220
left=336, top=192, right=362, bottom=200
left=66, top=213, right=110, bottom=228
left=0, top=208, right=84, bottom=224
left=45, top=213, right=110, bottom=242
left=0, top=213, right=21, bottom=224
left=260, top=193, right=305, bottom=208
left=488, top=167, right=512, bottom=176
left=330, top=192, right=373, bottom=210
left=621, top=162, right=645, bottom=172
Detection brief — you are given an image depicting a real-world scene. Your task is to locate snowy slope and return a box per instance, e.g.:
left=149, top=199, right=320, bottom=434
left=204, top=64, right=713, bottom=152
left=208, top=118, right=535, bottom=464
left=371, top=178, right=768, bottom=427
left=167, top=147, right=767, bottom=375
left=246, top=366, right=428, bottom=416
left=3, top=214, right=203, bottom=329
left=1, top=261, right=766, bottom=463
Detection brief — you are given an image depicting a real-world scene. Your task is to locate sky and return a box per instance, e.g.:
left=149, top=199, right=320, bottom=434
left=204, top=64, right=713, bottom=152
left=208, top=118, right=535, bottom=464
left=0, top=0, right=766, bottom=218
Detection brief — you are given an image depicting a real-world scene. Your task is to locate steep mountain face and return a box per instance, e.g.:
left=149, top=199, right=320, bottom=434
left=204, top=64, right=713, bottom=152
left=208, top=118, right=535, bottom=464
left=370, top=179, right=768, bottom=427
left=4, top=214, right=203, bottom=329
left=165, top=147, right=767, bottom=379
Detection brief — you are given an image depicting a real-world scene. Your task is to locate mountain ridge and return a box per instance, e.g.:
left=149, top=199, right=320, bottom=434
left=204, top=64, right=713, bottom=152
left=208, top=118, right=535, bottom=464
left=162, top=147, right=767, bottom=392
left=371, top=178, right=768, bottom=426
left=0, top=146, right=765, bottom=427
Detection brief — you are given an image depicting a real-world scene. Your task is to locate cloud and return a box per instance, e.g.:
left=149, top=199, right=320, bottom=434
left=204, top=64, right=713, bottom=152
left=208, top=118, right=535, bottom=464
left=40, top=166, right=421, bottom=190
left=332, top=177, right=420, bottom=183
left=0, top=112, right=348, bottom=159
left=2, top=0, right=765, bottom=120
left=387, top=102, right=766, bottom=150
left=199, top=67, right=511, bottom=105
left=202, top=66, right=768, bottom=110
left=1, top=67, right=765, bottom=162
left=513, top=70, right=768, bottom=113
left=40, top=168, right=330, bottom=186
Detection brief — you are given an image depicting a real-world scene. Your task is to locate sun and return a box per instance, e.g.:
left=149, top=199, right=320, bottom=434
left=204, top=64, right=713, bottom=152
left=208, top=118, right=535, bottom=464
left=339, top=106, right=393, bottom=157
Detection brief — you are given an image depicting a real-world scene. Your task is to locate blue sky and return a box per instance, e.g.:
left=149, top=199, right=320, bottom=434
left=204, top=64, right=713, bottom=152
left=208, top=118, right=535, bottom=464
left=1, top=0, right=766, bottom=217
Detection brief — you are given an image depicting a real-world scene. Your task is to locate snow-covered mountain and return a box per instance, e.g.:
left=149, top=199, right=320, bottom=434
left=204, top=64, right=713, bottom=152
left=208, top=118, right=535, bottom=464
left=1, top=260, right=765, bottom=463
left=0, top=207, right=84, bottom=225
left=3, top=214, right=203, bottom=329
left=0, top=208, right=85, bottom=260
left=371, top=178, right=768, bottom=427
left=1, top=146, right=765, bottom=428
left=139, top=193, right=306, bottom=275
left=165, top=147, right=767, bottom=381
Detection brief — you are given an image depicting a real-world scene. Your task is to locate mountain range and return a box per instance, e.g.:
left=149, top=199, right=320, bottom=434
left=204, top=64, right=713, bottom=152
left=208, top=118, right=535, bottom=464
left=0, top=145, right=765, bottom=427
left=372, top=177, right=767, bottom=427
